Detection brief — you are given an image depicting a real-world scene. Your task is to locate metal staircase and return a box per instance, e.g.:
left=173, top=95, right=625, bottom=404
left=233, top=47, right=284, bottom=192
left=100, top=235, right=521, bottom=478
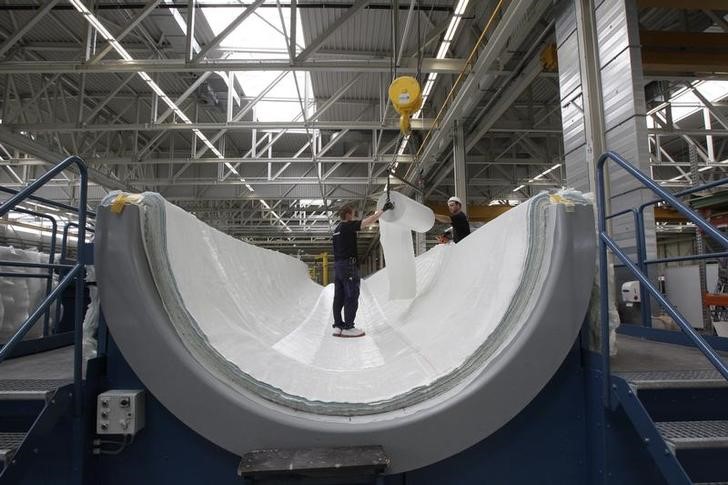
left=0, top=156, right=91, bottom=484
left=598, top=152, right=728, bottom=485
left=612, top=370, right=728, bottom=484
left=0, top=380, right=73, bottom=480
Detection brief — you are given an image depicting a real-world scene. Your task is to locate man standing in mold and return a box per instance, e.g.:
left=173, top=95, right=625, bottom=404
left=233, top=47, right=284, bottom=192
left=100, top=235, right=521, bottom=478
left=331, top=204, right=390, bottom=338
left=435, top=196, right=471, bottom=243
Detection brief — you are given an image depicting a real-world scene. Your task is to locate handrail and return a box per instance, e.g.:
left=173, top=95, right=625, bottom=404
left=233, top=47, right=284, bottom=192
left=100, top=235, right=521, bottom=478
left=596, top=150, right=728, bottom=407
left=0, top=183, right=96, bottom=217
left=605, top=176, right=728, bottom=222
left=60, top=222, right=95, bottom=264
left=0, top=265, right=83, bottom=361
left=0, top=155, right=89, bottom=420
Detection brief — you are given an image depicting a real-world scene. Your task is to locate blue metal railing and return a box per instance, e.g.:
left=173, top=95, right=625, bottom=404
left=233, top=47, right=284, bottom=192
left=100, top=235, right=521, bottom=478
left=596, top=151, right=728, bottom=406
left=0, top=156, right=89, bottom=418
left=54, top=222, right=95, bottom=331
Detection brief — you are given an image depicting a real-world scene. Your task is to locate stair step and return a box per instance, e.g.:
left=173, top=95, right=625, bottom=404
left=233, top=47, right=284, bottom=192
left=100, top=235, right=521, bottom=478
left=656, top=421, right=728, bottom=450
left=616, top=370, right=728, bottom=389
left=0, top=433, right=25, bottom=465
left=0, top=379, right=70, bottom=400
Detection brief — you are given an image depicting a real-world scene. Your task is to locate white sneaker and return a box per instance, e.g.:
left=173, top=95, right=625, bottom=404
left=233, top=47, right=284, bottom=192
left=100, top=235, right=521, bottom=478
left=332, top=327, right=342, bottom=336
left=339, top=327, right=366, bottom=338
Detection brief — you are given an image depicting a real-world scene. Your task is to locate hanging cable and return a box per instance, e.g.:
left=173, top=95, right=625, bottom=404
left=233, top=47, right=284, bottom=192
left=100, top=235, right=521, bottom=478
left=416, top=0, right=423, bottom=85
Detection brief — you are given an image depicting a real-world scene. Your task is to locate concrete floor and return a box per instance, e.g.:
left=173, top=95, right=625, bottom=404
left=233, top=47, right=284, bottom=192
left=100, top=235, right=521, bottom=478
left=0, top=346, right=74, bottom=379
left=611, top=334, right=728, bottom=372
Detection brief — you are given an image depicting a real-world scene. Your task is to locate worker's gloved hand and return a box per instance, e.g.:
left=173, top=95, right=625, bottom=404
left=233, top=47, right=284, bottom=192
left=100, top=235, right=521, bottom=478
left=382, top=201, right=394, bottom=212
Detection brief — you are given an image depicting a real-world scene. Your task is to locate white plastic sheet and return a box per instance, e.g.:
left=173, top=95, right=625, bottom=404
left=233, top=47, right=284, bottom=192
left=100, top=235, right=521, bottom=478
left=138, top=193, right=556, bottom=405
left=377, top=191, right=434, bottom=300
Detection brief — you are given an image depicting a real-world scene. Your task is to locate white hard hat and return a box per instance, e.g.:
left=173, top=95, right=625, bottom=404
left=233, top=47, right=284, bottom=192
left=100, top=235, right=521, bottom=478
left=448, top=196, right=462, bottom=205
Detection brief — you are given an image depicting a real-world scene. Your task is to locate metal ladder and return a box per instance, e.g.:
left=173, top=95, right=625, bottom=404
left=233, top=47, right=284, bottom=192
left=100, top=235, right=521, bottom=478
left=597, top=151, right=728, bottom=484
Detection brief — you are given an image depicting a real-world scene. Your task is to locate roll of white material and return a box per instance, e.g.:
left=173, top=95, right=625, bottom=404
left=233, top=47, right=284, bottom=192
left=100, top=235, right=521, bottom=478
left=379, top=191, right=434, bottom=232
left=377, top=191, right=434, bottom=300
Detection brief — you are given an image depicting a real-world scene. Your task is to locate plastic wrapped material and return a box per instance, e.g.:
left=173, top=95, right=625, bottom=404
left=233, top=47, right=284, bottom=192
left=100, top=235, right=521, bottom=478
left=377, top=191, right=434, bottom=300
left=580, top=192, right=620, bottom=356
left=0, top=246, right=61, bottom=342
left=82, top=265, right=99, bottom=359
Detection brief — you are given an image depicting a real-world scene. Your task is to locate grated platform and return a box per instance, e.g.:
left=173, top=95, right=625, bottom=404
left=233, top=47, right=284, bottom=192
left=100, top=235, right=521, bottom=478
left=655, top=420, right=728, bottom=450
left=0, top=433, right=25, bottom=463
left=0, top=379, right=70, bottom=400
left=616, top=369, right=728, bottom=389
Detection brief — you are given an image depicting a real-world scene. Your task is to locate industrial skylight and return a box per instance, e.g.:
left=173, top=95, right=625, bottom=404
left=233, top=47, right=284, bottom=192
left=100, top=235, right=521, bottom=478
left=671, top=81, right=728, bottom=123
left=71, top=0, right=294, bottom=231
left=202, top=3, right=314, bottom=124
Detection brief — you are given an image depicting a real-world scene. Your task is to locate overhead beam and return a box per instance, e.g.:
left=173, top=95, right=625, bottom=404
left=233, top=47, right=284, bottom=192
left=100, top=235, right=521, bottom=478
left=465, top=52, right=544, bottom=153
left=88, top=0, right=162, bottom=64
left=185, top=0, right=197, bottom=62
left=636, top=0, right=728, bottom=9
left=0, top=58, right=473, bottom=74
left=295, top=0, right=371, bottom=62
left=0, top=155, right=557, bottom=167
left=289, top=0, right=297, bottom=58
left=0, top=0, right=61, bottom=59
left=703, top=10, right=728, bottom=33
left=125, top=176, right=561, bottom=188
left=6, top=120, right=435, bottom=132
left=641, top=31, right=728, bottom=74
left=411, top=0, right=536, bottom=181
left=0, top=126, right=127, bottom=190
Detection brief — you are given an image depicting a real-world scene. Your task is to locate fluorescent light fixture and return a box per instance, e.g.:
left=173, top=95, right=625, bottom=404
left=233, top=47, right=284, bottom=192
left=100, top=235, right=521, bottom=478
left=436, top=42, right=451, bottom=60
left=529, top=163, right=561, bottom=182
left=512, top=184, right=526, bottom=192
left=415, top=0, right=470, bottom=115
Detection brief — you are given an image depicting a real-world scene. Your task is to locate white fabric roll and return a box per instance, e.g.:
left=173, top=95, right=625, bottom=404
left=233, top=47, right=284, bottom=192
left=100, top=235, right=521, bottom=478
left=377, top=191, right=434, bottom=300
left=379, top=191, right=434, bottom=232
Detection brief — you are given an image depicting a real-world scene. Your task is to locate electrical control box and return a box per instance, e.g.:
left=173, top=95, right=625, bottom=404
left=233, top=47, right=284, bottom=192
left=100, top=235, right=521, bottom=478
left=96, top=390, right=145, bottom=436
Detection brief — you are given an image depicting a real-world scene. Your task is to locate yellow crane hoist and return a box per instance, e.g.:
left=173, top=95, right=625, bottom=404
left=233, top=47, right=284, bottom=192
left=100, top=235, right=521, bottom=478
left=388, top=76, right=423, bottom=135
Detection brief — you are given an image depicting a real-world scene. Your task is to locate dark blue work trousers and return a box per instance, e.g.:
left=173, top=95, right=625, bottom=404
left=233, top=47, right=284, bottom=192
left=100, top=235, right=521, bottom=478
left=333, top=259, right=360, bottom=329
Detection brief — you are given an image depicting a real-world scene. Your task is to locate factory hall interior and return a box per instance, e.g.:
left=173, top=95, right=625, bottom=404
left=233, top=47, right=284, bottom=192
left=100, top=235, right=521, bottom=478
left=1, top=0, right=728, bottom=483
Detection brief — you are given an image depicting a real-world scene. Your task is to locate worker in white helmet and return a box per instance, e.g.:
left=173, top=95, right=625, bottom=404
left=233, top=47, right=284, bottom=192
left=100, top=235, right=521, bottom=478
left=434, top=196, right=471, bottom=243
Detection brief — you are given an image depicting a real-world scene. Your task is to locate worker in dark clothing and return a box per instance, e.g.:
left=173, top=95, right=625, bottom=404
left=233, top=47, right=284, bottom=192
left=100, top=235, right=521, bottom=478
left=332, top=204, right=389, bottom=338
left=434, top=196, right=471, bottom=243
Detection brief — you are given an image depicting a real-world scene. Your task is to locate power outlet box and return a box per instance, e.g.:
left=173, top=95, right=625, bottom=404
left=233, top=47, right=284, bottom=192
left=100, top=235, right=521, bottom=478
left=96, top=390, right=145, bottom=435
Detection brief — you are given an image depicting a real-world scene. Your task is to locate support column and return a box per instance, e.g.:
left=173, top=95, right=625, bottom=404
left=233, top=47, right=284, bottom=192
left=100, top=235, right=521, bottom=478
left=452, top=119, right=468, bottom=215
left=691, top=145, right=713, bottom=332
left=555, top=0, right=656, bottom=260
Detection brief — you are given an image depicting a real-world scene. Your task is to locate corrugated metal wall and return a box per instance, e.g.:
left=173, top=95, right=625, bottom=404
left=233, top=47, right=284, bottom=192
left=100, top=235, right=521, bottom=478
left=555, top=0, right=656, bottom=259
